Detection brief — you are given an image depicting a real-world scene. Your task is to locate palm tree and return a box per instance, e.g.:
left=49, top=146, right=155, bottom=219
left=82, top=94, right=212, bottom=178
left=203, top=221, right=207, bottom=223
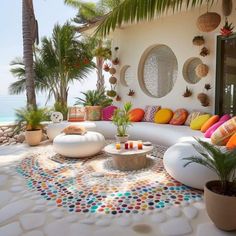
left=95, top=0, right=217, bottom=37
left=22, top=0, right=38, bottom=107
left=10, top=23, right=94, bottom=109
left=64, top=0, right=122, bottom=92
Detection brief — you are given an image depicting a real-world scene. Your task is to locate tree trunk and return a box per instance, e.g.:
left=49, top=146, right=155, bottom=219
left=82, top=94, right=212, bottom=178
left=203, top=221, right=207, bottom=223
left=96, top=56, right=105, bottom=92
left=22, top=0, right=37, bottom=108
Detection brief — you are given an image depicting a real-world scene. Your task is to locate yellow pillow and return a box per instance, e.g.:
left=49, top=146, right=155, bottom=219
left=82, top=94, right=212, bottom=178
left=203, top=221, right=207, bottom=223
left=154, top=109, right=173, bottom=124
left=190, top=114, right=211, bottom=130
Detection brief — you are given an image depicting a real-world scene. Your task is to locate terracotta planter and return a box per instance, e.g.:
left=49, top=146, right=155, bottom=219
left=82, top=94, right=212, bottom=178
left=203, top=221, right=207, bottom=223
left=85, top=106, right=102, bottom=121
left=25, top=129, right=42, bottom=146
left=115, top=134, right=129, bottom=143
left=204, top=180, right=236, bottom=231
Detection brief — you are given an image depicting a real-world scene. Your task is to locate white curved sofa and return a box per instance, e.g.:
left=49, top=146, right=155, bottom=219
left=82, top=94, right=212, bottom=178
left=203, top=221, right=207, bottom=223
left=47, top=120, right=204, bottom=146
left=47, top=120, right=214, bottom=189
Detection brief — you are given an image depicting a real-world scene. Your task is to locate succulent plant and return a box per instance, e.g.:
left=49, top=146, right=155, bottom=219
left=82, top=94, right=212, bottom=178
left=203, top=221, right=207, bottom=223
left=103, top=63, right=110, bottom=72
left=200, top=47, right=210, bottom=57
left=221, top=20, right=234, bottom=37
left=112, top=57, right=119, bottom=65
left=204, top=83, right=212, bottom=90
left=128, top=89, right=135, bottom=96
left=107, top=90, right=117, bottom=98
left=183, top=86, right=192, bottom=97
left=116, top=95, right=121, bottom=101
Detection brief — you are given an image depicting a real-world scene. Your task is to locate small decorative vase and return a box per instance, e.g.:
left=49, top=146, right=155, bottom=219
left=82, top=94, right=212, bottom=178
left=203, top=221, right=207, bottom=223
left=115, top=134, right=129, bottom=143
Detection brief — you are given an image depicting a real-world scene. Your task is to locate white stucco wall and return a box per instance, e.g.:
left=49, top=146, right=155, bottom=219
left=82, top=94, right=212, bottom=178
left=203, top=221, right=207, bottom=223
left=109, top=2, right=236, bottom=114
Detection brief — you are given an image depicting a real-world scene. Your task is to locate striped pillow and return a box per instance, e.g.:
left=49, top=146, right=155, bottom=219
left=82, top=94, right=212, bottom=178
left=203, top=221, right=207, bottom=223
left=143, top=105, right=161, bottom=122
left=67, top=107, right=85, bottom=122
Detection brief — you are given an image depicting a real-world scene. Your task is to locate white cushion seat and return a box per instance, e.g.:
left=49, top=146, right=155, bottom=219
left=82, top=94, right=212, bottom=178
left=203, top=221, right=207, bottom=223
left=163, top=141, right=218, bottom=189
left=53, top=131, right=105, bottom=158
left=47, top=121, right=97, bottom=141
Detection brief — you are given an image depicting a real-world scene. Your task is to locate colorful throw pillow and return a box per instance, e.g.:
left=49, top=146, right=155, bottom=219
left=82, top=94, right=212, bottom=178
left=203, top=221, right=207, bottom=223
left=211, top=116, right=236, bottom=145
left=169, top=109, right=188, bottom=125
left=154, top=108, right=173, bottom=124
left=184, top=111, right=204, bottom=126
left=226, top=132, right=236, bottom=149
left=102, top=105, right=117, bottom=121
left=204, top=114, right=231, bottom=138
left=62, top=125, right=87, bottom=135
left=67, top=107, right=85, bottom=122
left=190, top=114, right=211, bottom=130
left=143, top=105, right=161, bottom=122
left=129, top=108, right=145, bottom=122
left=201, top=115, right=220, bottom=133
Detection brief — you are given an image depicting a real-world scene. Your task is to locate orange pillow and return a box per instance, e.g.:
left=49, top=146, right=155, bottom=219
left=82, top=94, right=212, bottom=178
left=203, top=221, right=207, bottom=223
left=226, top=132, right=236, bottom=149
left=129, top=108, right=145, bottom=122
left=169, top=109, right=188, bottom=125
left=201, top=115, right=220, bottom=133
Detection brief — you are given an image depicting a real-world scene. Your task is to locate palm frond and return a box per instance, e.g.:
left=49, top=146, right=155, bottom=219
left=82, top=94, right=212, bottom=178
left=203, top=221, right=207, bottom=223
left=95, top=0, right=217, bottom=37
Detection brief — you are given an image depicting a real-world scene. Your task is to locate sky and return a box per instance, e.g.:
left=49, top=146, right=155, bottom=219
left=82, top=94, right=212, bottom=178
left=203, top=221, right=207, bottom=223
left=0, top=0, right=105, bottom=107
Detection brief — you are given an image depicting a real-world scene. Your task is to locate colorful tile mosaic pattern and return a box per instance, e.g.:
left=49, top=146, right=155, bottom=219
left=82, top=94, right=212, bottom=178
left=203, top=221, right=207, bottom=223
left=16, top=143, right=203, bottom=215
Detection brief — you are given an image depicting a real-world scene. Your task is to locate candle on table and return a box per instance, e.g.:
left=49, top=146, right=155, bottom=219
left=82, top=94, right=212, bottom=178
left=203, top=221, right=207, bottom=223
left=138, top=141, right=143, bottom=150
left=125, top=142, right=129, bottom=149
left=129, top=141, right=133, bottom=149
left=116, top=143, right=121, bottom=150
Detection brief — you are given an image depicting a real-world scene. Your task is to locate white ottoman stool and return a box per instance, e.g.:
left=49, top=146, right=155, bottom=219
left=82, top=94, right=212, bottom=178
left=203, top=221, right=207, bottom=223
left=163, top=142, right=218, bottom=190
left=47, top=121, right=97, bottom=141
left=53, top=131, right=105, bottom=158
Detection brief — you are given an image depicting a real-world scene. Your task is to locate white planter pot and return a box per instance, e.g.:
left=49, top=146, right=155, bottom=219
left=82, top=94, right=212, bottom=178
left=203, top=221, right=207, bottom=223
left=25, top=129, right=42, bottom=146
left=115, top=134, right=129, bottom=143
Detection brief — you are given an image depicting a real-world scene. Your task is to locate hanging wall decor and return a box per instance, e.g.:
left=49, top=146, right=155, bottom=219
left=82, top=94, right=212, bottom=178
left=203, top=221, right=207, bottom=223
left=192, top=36, right=205, bottom=46
left=112, top=47, right=120, bottom=65
left=200, top=47, right=210, bottom=57
left=197, top=12, right=221, bottom=32
left=109, top=67, right=117, bottom=75
left=109, top=76, right=117, bottom=84
left=197, top=93, right=210, bottom=107
left=222, top=0, right=233, bottom=17
left=115, top=95, right=121, bottom=101
left=195, top=63, right=209, bottom=77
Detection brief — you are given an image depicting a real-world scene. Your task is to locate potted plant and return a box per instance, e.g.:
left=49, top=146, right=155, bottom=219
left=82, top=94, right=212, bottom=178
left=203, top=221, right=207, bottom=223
left=15, top=106, right=49, bottom=146
left=183, top=139, right=236, bottom=231
left=112, top=102, right=132, bottom=143
left=75, top=90, right=113, bottom=121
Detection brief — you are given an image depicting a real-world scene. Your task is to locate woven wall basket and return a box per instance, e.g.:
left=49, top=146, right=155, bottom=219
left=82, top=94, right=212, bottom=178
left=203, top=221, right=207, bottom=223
left=197, top=12, right=221, bottom=32
left=195, top=64, right=209, bottom=77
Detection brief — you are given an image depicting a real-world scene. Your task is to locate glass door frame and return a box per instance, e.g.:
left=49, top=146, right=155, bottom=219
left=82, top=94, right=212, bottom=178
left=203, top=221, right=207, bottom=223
left=215, top=33, right=236, bottom=115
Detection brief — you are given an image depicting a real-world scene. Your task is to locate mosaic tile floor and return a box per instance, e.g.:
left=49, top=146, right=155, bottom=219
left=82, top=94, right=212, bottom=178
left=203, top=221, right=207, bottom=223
left=1, top=142, right=235, bottom=236
left=17, top=142, right=202, bottom=215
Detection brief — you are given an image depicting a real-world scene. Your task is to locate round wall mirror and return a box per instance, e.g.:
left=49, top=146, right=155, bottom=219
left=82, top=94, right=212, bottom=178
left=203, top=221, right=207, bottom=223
left=120, top=65, right=134, bottom=86
left=138, top=45, right=178, bottom=98
left=183, top=57, right=203, bottom=84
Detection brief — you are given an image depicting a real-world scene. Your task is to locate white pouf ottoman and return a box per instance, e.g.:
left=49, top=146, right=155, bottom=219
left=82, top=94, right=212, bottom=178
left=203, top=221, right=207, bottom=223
left=53, top=131, right=105, bottom=158
left=47, top=121, right=97, bottom=141
left=163, top=142, right=218, bottom=190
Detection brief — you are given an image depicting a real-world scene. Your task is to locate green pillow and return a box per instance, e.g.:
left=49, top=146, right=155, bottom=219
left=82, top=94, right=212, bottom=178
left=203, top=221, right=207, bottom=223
left=190, top=114, right=211, bottom=130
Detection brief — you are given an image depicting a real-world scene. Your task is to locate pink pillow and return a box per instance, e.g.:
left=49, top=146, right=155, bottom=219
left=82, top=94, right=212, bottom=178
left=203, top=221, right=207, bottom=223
left=102, top=106, right=117, bottom=121
left=204, top=114, right=231, bottom=138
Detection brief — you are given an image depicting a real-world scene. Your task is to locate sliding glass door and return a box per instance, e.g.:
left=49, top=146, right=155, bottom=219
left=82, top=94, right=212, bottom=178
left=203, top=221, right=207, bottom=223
left=215, top=33, right=236, bottom=116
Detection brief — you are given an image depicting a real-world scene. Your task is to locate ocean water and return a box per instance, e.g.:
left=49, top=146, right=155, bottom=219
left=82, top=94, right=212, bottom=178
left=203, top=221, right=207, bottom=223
left=0, top=95, right=55, bottom=122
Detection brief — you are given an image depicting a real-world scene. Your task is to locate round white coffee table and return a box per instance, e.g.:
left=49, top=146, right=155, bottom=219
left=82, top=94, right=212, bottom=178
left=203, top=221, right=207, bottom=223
left=104, top=142, right=153, bottom=171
